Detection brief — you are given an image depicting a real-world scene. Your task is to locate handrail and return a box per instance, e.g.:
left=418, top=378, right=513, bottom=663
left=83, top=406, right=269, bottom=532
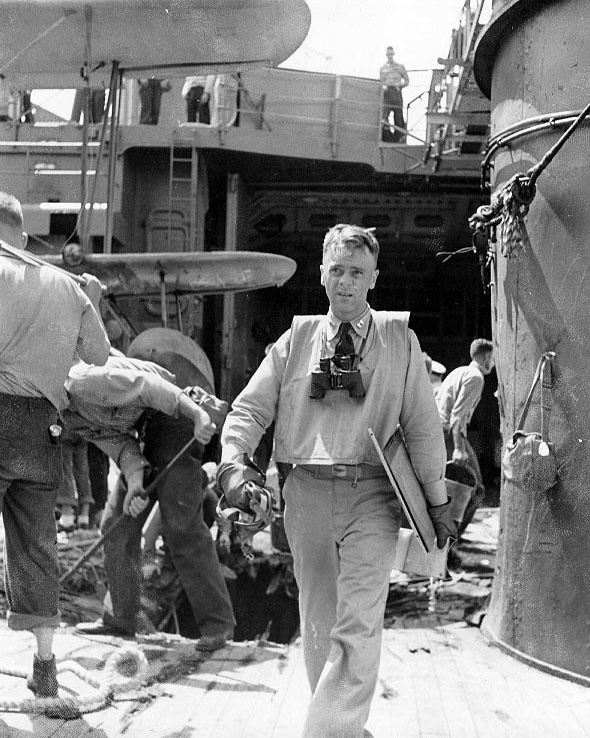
left=0, top=64, right=484, bottom=189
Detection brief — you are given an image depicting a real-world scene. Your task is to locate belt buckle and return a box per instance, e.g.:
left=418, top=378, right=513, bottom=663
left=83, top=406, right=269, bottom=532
left=332, top=464, right=348, bottom=477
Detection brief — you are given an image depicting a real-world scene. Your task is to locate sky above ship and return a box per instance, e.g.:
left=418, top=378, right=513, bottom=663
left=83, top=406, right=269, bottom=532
left=282, top=0, right=491, bottom=137
left=283, top=0, right=489, bottom=80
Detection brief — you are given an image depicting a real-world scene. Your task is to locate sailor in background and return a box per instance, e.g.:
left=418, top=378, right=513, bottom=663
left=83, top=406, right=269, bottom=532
left=423, top=351, right=446, bottom=398
left=379, top=45, right=409, bottom=142
left=138, top=78, right=172, bottom=125
left=70, top=351, right=236, bottom=651
left=436, top=338, right=494, bottom=537
left=181, top=75, right=215, bottom=123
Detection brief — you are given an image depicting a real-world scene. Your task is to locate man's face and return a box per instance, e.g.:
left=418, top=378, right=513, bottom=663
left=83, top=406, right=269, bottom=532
left=320, top=244, right=378, bottom=321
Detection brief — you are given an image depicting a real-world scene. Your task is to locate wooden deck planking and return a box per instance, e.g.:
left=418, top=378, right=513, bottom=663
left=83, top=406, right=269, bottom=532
left=402, top=618, right=451, bottom=737
left=453, top=626, right=530, bottom=738
left=438, top=623, right=589, bottom=738
left=441, top=624, right=522, bottom=738
left=189, top=643, right=285, bottom=738
left=465, top=630, right=565, bottom=738
left=231, top=643, right=300, bottom=738
left=107, top=642, right=246, bottom=737
left=420, top=621, right=480, bottom=738
left=368, top=628, right=421, bottom=738
left=260, top=642, right=309, bottom=738
left=2, top=619, right=590, bottom=737
left=172, top=649, right=251, bottom=738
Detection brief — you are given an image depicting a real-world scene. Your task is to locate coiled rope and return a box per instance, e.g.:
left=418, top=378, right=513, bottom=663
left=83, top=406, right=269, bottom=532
left=0, top=644, right=149, bottom=720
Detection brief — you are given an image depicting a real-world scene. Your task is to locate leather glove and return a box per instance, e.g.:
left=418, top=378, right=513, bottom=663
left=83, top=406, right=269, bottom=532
left=217, top=455, right=266, bottom=512
left=428, top=499, right=458, bottom=549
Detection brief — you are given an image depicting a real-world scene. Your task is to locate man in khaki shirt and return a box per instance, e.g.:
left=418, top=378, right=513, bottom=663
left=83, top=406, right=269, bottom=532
left=0, top=191, right=110, bottom=698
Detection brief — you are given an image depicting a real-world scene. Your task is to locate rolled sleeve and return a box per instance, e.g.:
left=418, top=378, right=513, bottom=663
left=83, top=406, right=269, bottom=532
left=89, top=436, right=150, bottom=480
left=449, top=374, right=484, bottom=435
left=114, top=438, right=151, bottom=479
left=77, top=298, right=110, bottom=366
left=67, top=366, right=181, bottom=416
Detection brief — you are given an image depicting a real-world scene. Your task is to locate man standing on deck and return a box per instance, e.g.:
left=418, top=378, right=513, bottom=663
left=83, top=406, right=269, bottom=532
left=379, top=46, right=409, bottom=142
left=0, top=191, right=110, bottom=698
left=217, top=224, right=455, bottom=737
left=182, top=75, right=215, bottom=123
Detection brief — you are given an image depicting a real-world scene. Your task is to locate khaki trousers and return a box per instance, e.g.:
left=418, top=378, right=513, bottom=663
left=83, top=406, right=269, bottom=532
left=283, top=465, right=401, bottom=738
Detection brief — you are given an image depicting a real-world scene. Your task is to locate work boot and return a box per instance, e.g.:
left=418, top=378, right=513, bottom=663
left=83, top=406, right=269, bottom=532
left=75, top=618, right=134, bottom=637
left=194, top=633, right=228, bottom=652
left=27, top=654, right=58, bottom=698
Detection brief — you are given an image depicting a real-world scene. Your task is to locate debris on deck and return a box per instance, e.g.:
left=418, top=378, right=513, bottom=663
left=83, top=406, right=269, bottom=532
left=0, top=509, right=499, bottom=638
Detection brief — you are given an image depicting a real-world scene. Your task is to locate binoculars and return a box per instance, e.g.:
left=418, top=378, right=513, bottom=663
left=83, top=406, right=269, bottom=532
left=309, top=357, right=365, bottom=399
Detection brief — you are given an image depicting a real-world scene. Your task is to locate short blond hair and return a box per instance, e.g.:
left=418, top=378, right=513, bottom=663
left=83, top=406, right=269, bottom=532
left=322, top=224, right=380, bottom=263
left=470, top=338, right=493, bottom=361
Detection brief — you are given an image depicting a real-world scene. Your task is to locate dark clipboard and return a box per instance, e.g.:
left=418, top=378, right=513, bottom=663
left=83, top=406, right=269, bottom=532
left=368, top=426, right=437, bottom=554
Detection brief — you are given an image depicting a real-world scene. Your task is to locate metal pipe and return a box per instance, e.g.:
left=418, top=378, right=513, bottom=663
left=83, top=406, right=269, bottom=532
left=83, top=62, right=119, bottom=248
left=481, top=113, right=590, bottom=179
left=159, top=271, right=168, bottom=328
left=79, top=88, right=89, bottom=249
left=79, top=6, right=93, bottom=251
left=104, top=63, right=122, bottom=254
left=59, top=437, right=196, bottom=585
left=489, top=109, right=585, bottom=141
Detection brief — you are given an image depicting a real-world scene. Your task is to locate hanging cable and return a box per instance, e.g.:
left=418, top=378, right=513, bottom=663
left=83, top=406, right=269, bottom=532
left=0, top=11, right=76, bottom=78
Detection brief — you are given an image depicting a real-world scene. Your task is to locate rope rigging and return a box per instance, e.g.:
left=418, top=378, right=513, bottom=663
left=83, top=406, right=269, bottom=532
left=0, top=644, right=149, bottom=720
left=438, top=97, right=590, bottom=290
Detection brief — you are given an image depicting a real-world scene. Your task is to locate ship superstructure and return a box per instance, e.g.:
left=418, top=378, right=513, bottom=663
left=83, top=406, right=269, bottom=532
left=0, top=1, right=492, bottom=404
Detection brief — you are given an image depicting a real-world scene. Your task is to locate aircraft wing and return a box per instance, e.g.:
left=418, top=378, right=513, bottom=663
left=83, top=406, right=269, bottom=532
left=39, top=250, right=297, bottom=297
left=0, top=0, right=311, bottom=87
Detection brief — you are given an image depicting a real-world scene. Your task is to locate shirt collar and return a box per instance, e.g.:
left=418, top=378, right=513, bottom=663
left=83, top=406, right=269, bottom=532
left=326, top=305, right=372, bottom=341
left=469, top=360, right=484, bottom=376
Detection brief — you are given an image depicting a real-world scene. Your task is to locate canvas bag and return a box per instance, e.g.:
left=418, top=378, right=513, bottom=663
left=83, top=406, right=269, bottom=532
left=502, top=352, right=558, bottom=493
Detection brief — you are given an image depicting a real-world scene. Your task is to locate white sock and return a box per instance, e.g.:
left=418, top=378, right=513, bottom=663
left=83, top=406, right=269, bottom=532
left=33, top=627, right=55, bottom=660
